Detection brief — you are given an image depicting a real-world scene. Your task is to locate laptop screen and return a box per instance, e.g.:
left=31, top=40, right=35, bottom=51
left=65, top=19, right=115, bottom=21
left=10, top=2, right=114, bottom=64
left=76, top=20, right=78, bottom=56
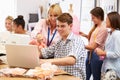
left=7, top=34, right=31, bottom=45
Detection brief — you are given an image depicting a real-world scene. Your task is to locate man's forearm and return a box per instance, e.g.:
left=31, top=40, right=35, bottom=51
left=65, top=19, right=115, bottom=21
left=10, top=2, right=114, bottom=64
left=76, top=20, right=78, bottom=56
left=48, top=56, right=76, bottom=66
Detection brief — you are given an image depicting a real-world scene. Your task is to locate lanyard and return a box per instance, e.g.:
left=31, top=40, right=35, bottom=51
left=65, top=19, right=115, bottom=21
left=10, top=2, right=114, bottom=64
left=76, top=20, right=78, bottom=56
left=47, top=27, right=57, bottom=46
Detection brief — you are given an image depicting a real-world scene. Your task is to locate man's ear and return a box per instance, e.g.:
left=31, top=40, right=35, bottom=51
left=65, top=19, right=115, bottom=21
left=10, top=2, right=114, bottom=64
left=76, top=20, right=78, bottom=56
left=69, top=23, right=73, bottom=28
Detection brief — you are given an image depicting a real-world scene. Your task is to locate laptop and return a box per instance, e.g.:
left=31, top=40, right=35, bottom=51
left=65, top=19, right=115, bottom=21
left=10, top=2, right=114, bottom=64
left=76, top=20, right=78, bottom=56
left=5, top=44, right=40, bottom=68
left=7, top=34, right=31, bottom=45
left=0, top=33, right=31, bottom=55
left=0, top=31, right=11, bottom=55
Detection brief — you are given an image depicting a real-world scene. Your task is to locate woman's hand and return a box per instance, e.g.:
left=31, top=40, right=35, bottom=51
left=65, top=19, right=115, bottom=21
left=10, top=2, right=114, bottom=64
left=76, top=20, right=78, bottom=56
left=79, top=31, right=88, bottom=38
left=95, top=48, right=106, bottom=56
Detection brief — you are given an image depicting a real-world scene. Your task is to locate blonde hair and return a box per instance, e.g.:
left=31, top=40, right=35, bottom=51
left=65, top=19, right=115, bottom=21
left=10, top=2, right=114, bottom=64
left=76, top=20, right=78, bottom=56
left=46, top=4, right=62, bottom=25
left=6, top=16, right=13, bottom=21
left=48, top=4, right=62, bottom=17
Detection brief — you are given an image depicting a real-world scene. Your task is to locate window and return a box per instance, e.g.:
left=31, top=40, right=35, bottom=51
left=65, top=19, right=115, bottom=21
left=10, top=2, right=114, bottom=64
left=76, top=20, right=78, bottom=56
left=80, top=0, right=95, bottom=44
left=99, top=0, right=118, bottom=19
left=80, top=0, right=95, bottom=34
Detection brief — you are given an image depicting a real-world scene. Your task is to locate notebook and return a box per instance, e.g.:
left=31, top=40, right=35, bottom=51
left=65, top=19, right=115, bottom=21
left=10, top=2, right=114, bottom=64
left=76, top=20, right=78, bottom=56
left=5, top=44, right=40, bottom=68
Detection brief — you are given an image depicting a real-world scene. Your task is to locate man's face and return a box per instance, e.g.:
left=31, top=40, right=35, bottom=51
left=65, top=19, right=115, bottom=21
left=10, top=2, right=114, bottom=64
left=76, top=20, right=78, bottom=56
left=56, top=21, right=72, bottom=38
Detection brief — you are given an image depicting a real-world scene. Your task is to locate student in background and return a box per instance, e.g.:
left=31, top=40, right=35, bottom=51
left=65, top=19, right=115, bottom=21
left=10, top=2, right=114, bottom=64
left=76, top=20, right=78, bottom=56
left=79, top=7, right=108, bottom=80
left=39, top=13, right=86, bottom=80
left=31, top=4, right=62, bottom=46
left=5, top=16, right=13, bottom=32
left=95, top=12, right=120, bottom=80
left=13, top=15, right=26, bottom=34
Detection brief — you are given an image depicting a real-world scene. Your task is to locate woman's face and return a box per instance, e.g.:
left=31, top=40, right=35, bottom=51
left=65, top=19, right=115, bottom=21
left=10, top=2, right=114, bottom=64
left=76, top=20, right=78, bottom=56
left=5, top=19, right=13, bottom=31
left=91, top=14, right=100, bottom=25
left=106, top=17, right=111, bottom=28
left=13, top=23, right=19, bottom=33
left=48, top=11, right=58, bottom=26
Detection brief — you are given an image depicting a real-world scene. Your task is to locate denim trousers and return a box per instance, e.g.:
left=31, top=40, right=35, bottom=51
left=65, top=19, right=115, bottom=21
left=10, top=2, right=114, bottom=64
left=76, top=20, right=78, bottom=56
left=86, top=51, right=103, bottom=80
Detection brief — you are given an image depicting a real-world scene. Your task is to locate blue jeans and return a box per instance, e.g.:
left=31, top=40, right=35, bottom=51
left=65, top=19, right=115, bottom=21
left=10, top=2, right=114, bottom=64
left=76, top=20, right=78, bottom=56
left=86, top=51, right=103, bottom=80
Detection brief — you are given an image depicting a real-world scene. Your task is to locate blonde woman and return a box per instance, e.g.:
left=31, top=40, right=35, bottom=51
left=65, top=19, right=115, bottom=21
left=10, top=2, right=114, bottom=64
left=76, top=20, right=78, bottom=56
left=5, top=16, right=13, bottom=32
left=31, top=4, right=62, bottom=46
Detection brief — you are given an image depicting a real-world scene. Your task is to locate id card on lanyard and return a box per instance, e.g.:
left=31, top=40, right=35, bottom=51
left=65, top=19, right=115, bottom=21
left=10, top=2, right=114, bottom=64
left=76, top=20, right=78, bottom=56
left=47, top=27, right=57, bottom=47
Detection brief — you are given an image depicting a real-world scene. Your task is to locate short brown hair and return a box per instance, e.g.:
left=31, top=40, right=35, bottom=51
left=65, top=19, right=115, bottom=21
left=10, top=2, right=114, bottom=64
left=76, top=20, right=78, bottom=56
left=57, top=13, right=73, bottom=25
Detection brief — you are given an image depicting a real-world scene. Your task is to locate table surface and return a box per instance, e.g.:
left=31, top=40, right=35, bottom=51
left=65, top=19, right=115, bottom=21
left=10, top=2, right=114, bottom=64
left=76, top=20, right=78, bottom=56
left=0, top=62, right=80, bottom=80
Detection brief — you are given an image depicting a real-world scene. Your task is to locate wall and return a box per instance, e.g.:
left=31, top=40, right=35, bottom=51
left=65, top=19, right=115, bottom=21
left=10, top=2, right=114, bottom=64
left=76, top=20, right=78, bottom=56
left=118, top=0, right=120, bottom=14
left=48, top=0, right=81, bottom=20
left=16, top=0, right=49, bottom=29
left=0, top=0, right=42, bottom=31
left=0, top=0, right=16, bottom=31
left=17, top=0, right=40, bottom=29
left=16, top=0, right=81, bottom=30
left=62, top=0, right=81, bottom=20
left=0, top=0, right=120, bottom=32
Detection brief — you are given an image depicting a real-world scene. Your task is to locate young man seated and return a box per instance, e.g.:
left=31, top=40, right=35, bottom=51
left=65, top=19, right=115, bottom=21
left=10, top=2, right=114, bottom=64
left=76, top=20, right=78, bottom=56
left=39, top=13, right=86, bottom=80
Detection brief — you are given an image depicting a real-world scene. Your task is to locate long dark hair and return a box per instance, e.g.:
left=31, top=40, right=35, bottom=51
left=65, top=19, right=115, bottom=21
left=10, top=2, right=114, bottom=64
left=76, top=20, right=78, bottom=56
left=107, top=12, right=120, bottom=30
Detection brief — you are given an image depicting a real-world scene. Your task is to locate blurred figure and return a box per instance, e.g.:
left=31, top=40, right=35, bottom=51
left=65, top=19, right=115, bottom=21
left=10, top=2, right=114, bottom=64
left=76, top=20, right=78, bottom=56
left=5, top=16, right=13, bottom=32
left=13, top=15, right=26, bottom=34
